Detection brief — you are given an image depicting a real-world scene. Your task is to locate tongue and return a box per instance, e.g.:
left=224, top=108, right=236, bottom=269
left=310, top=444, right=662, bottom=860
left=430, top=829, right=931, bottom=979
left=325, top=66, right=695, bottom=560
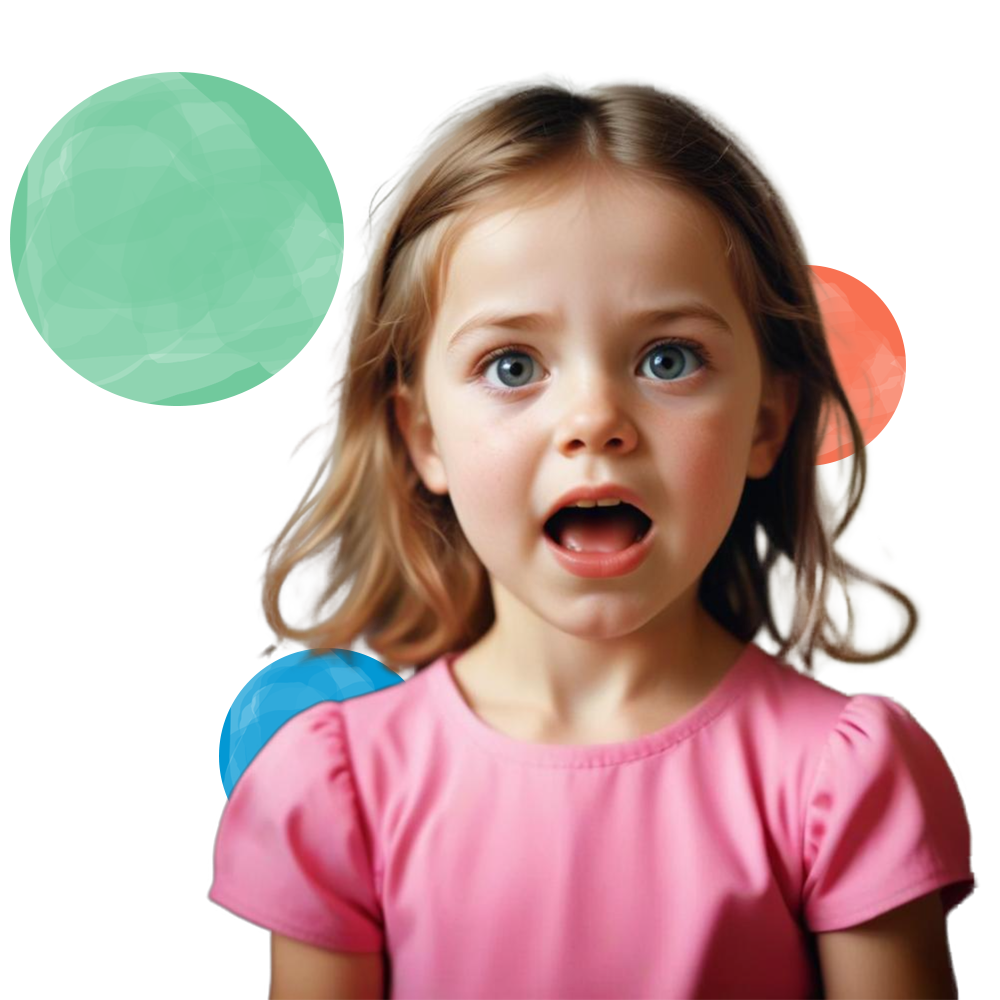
left=555, top=508, right=641, bottom=553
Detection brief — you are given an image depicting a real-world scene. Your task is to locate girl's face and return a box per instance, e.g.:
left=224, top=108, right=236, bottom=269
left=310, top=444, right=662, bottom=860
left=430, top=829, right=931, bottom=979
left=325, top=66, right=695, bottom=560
left=395, top=167, right=796, bottom=643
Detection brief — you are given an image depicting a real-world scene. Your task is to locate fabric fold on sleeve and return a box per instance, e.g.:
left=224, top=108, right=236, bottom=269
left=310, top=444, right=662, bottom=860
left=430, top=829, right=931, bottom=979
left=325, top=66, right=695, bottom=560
left=209, top=701, right=384, bottom=952
left=801, top=694, right=975, bottom=932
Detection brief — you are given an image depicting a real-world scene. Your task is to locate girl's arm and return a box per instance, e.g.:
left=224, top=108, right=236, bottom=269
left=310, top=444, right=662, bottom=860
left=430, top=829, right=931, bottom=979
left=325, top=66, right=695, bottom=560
left=269, top=933, right=384, bottom=1000
left=816, top=890, right=959, bottom=999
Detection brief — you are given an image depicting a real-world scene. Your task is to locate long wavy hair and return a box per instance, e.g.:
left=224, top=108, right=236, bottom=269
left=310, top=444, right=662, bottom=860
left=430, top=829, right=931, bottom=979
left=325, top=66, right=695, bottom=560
left=261, top=79, right=916, bottom=674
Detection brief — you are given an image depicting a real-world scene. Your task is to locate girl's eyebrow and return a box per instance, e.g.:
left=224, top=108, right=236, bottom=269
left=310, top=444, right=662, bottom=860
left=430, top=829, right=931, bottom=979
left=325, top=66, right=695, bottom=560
left=445, top=303, right=733, bottom=352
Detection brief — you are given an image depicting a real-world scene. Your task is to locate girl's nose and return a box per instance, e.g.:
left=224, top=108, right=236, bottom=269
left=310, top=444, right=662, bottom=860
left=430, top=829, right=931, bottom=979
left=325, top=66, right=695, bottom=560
left=553, top=374, right=639, bottom=456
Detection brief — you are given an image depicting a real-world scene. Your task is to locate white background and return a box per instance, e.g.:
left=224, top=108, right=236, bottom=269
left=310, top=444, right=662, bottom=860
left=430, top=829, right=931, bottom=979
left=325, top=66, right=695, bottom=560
left=3, top=1, right=995, bottom=996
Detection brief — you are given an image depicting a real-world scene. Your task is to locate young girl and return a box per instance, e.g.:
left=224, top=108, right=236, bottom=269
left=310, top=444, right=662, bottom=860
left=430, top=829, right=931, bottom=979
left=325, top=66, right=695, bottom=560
left=209, top=81, right=975, bottom=999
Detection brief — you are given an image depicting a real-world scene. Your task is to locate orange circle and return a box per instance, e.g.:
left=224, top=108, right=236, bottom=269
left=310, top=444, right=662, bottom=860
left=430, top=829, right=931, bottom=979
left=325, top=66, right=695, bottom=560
left=810, top=266, right=906, bottom=465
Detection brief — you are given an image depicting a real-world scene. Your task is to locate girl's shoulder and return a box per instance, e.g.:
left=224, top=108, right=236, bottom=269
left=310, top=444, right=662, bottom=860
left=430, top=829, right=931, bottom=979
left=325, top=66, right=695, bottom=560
left=334, top=653, right=453, bottom=769
left=738, top=645, right=954, bottom=796
left=739, top=644, right=855, bottom=751
left=236, top=699, right=347, bottom=779
left=336, top=656, right=444, bottom=733
left=744, top=644, right=951, bottom=765
left=222, top=659, right=446, bottom=817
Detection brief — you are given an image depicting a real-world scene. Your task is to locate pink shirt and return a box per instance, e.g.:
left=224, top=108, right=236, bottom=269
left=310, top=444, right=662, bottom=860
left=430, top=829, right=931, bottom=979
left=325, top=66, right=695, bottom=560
left=209, top=641, right=975, bottom=999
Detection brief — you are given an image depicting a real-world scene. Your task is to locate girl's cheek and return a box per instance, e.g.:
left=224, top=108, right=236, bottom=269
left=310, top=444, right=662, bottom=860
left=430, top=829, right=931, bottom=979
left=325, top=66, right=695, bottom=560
left=450, top=431, right=537, bottom=532
left=665, top=410, right=751, bottom=508
left=448, top=439, right=516, bottom=507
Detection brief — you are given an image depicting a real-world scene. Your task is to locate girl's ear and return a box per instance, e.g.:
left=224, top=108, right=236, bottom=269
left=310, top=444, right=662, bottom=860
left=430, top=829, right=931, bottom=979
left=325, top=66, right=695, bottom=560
left=392, top=386, right=449, bottom=495
left=746, top=370, right=800, bottom=480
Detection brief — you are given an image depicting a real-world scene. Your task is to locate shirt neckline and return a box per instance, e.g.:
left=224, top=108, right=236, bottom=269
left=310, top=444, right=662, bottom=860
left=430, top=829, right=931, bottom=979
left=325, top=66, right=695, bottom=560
left=430, top=640, right=763, bottom=767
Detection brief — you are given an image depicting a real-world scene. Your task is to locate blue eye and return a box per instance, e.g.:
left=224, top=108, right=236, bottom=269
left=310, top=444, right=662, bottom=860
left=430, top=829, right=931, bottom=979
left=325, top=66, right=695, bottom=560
left=476, top=338, right=712, bottom=397
left=640, top=341, right=706, bottom=382
left=482, top=350, right=541, bottom=390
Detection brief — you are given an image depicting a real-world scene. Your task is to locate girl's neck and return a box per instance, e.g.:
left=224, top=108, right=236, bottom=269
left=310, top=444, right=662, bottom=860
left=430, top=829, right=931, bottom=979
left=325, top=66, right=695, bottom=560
left=452, top=596, right=745, bottom=737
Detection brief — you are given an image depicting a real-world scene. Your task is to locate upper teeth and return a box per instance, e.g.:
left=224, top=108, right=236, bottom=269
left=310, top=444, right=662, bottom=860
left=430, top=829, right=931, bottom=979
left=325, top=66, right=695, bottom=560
left=571, top=498, right=624, bottom=508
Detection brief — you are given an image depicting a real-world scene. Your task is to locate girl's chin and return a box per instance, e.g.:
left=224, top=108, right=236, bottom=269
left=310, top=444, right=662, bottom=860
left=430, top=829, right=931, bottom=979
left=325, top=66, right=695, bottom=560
left=532, top=592, right=680, bottom=639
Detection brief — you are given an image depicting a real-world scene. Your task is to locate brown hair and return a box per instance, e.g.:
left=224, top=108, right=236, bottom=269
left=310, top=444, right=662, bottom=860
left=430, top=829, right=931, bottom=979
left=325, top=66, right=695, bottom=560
left=260, top=79, right=916, bottom=674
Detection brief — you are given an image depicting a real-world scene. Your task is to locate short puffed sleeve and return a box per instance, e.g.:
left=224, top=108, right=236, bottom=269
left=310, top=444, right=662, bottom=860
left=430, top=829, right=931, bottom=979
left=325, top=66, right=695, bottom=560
left=801, top=694, right=975, bottom=932
left=209, top=701, right=384, bottom=952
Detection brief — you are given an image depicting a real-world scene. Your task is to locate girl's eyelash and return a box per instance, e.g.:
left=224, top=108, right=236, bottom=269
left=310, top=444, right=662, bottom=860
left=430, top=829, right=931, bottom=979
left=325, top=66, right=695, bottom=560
left=474, top=337, right=714, bottom=396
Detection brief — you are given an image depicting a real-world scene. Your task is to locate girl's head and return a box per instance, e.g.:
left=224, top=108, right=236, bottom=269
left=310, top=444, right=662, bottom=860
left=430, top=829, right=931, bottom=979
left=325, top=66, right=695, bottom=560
left=393, top=163, right=799, bottom=659
left=263, top=80, right=916, bottom=672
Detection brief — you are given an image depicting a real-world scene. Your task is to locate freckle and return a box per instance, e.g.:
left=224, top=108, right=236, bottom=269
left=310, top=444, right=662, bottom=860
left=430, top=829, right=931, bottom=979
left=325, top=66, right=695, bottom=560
left=812, top=791, right=832, bottom=811
left=810, top=822, right=826, bottom=839
left=875, top=535, right=896, bottom=566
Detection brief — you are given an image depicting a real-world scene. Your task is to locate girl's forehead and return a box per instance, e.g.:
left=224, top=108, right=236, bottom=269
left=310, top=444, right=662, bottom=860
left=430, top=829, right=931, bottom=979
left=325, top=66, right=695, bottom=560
left=436, top=171, right=738, bottom=325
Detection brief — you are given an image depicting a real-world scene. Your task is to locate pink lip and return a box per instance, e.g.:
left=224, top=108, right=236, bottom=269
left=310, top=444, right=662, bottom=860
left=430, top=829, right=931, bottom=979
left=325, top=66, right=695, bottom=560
left=543, top=521, right=657, bottom=579
left=542, top=483, right=651, bottom=525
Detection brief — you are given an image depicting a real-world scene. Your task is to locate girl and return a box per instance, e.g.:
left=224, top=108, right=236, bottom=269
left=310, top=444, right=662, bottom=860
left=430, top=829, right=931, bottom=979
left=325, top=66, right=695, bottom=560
left=209, top=81, right=975, bottom=999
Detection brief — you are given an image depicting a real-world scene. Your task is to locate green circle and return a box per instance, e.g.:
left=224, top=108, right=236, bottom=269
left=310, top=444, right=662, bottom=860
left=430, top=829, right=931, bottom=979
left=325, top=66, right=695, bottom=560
left=10, top=72, right=343, bottom=405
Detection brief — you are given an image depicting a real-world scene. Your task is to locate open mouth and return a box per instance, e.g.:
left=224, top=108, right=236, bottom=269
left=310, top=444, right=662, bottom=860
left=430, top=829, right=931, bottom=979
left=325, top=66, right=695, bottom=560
left=543, top=502, right=653, bottom=553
